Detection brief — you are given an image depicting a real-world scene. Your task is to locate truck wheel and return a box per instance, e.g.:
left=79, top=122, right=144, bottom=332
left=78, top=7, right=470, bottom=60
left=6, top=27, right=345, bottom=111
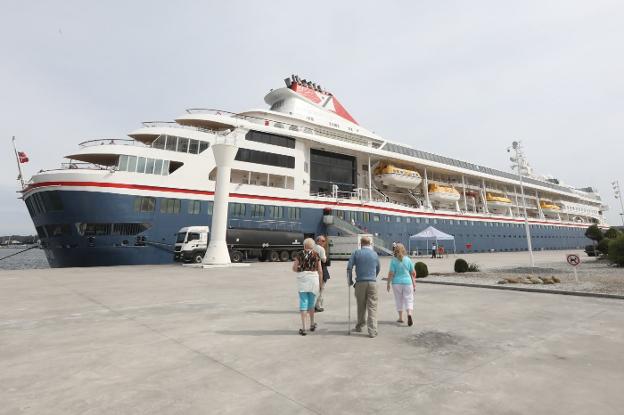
left=230, top=250, right=243, bottom=263
left=193, top=253, right=204, bottom=263
left=279, top=250, right=290, bottom=262
left=268, top=250, right=280, bottom=262
left=290, top=251, right=298, bottom=261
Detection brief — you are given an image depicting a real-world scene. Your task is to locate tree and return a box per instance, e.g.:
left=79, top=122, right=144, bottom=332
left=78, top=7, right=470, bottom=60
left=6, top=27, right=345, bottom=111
left=604, top=227, right=621, bottom=239
left=585, top=224, right=604, bottom=242
left=607, top=235, right=624, bottom=266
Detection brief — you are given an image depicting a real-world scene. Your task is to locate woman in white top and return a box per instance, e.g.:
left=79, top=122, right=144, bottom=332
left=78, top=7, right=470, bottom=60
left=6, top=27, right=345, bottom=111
left=292, top=238, right=323, bottom=336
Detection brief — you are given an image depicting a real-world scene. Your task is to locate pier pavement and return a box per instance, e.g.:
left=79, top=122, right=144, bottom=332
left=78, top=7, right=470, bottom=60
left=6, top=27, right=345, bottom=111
left=1, top=250, right=623, bottom=414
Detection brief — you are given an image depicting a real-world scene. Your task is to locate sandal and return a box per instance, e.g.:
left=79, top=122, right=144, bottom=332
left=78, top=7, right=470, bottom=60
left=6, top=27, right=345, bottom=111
left=396, top=319, right=404, bottom=323
left=408, top=315, right=413, bottom=327
left=310, top=323, right=317, bottom=332
left=299, top=328, right=307, bottom=336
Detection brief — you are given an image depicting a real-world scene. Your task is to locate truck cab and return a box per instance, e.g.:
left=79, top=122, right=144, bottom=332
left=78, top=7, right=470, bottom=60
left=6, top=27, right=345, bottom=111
left=174, top=226, right=209, bottom=263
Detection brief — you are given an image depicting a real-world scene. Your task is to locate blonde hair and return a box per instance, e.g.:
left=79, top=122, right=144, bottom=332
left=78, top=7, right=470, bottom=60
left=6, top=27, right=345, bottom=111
left=303, top=238, right=315, bottom=249
left=393, top=243, right=407, bottom=260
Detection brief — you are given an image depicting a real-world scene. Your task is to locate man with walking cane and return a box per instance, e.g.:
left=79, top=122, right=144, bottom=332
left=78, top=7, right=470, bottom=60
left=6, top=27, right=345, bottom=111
left=346, top=236, right=381, bottom=338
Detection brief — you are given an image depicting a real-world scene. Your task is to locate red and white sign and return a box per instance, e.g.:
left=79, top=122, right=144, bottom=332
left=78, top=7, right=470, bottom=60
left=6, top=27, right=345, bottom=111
left=566, top=254, right=581, bottom=267
left=18, top=151, right=29, bottom=163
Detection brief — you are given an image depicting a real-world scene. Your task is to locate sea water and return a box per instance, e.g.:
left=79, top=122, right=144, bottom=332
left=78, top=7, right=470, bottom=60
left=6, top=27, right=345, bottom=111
left=0, top=247, right=49, bottom=270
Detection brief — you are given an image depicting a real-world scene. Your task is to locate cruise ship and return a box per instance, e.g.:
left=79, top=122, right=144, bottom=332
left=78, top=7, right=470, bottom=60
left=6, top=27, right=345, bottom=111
left=22, top=75, right=608, bottom=267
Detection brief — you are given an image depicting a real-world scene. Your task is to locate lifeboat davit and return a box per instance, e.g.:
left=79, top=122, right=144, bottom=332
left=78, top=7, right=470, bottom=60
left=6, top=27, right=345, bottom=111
left=428, top=183, right=460, bottom=203
left=374, top=163, right=422, bottom=189
left=486, top=192, right=513, bottom=208
left=540, top=200, right=561, bottom=213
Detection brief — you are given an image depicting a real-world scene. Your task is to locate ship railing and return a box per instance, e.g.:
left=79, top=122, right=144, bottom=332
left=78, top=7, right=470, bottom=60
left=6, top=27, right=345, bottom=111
left=36, top=162, right=113, bottom=173
left=78, top=139, right=147, bottom=148
left=140, top=121, right=214, bottom=134
left=185, top=108, right=377, bottom=148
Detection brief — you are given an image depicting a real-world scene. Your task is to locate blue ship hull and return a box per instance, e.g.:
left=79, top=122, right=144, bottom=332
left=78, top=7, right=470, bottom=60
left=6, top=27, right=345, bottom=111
left=27, top=190, right=592, bottom=267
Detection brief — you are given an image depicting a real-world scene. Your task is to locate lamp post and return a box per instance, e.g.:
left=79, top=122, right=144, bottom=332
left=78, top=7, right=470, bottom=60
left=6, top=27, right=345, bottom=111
left=508, top=141, right=535, bottom=267
left=612, top=180, right=624, bottom=226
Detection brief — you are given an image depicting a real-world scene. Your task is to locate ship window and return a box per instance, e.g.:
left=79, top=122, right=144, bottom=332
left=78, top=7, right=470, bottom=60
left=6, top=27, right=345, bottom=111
left=145, top=158, right=155, bottom=174
left=188, top=139, right=199, bottom=154
left=161, top=198, right=181, bottom=214
left=229, top=203, right=246, bottom=217
left=269, top=206, right=284, bottom=219
left=164, top=135, right=177, bottom=151
left=362, top=212, right=370, bottom=222
left=152, top=135, right=166, bottom=150
left=251, top=204, right=265, bottom=218
left=118, top=155, right=129, bottom=171
left=83, top=223, right=111, bottom=236
left=188, top=200, right=201, bottom=215
left=112, top=223, right=151, bottom=235
left=206, top=201, right=213, bottom=215
left=136, top=157, right=146, bottom=173
left=44, top=224, right=70, bottom=237
left=406, top=217, right=411, bottom=223
left=162, top=160, right=170, bottom=175
left=141, top=197, right=155, bottom=212
left=177, top=137, right=189, bottom=153
left=154, top=159, right=163, bottom=175
left=127, top=156, right=138, bottom=172
left=288, top=207, right=301, bottom=220
left=373, top=214, right=380, bottom=222
left=245, top=130, right=296, bottom=149
left=235, top=148, right=295, bottom=169
left=396, top=216, right=402, bottom=223
left=199, top=141, right=209, bottom=153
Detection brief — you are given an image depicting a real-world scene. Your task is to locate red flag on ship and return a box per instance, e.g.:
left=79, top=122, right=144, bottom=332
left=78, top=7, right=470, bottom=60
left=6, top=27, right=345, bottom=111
left=18, top=151, right=29, bottom=163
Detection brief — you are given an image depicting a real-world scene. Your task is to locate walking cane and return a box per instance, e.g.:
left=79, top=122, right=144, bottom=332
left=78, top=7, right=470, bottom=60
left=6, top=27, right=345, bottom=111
left=347, top=280, right=351, bottom=335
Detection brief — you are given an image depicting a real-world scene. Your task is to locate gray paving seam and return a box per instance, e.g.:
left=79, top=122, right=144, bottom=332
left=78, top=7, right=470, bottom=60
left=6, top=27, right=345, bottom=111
left=38, top=275, right=322, bottom=415
left=418, top=280, right=624, bottom=300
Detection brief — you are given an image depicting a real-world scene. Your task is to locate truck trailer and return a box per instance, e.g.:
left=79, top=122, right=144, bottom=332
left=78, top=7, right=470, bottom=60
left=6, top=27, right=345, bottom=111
left=174, top=226, right=304, bottom=263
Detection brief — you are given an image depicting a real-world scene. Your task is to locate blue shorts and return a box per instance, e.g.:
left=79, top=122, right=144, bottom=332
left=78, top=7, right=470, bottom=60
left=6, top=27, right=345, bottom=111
left=298, top=292, right=316, bottom=311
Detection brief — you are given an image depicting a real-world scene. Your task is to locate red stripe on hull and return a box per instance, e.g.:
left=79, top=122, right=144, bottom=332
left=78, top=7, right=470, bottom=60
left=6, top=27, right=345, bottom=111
left=24, top=181, right=595, bottom=228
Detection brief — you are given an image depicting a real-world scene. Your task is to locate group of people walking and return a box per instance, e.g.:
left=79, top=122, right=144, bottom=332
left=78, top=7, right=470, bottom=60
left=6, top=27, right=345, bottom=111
left=293, top=235, right=417, bottom=338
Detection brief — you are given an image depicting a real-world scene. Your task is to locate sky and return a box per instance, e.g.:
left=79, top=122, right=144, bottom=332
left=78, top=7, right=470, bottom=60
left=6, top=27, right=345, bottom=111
left=1, top=0, right=623, bottom=234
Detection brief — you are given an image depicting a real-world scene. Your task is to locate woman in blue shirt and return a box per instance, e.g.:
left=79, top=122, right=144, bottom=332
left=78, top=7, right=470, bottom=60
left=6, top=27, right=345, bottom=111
left=386, top=243, right=416, bottom=326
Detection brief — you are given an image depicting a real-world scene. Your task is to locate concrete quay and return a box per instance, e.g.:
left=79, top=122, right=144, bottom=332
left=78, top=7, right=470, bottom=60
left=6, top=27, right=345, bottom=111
left=1, top=251, right=623, bottom=414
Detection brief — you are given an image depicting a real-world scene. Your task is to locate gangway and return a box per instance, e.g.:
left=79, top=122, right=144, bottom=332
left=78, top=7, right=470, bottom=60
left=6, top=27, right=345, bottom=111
left=328, top=215, right=393, bottom=256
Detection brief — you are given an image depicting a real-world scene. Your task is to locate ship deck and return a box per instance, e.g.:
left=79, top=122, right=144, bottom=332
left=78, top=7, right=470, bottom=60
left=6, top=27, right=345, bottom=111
left=1, top=250, right=623, bottom=414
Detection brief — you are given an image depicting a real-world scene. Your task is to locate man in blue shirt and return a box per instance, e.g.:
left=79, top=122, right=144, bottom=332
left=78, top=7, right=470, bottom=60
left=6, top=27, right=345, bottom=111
left=347, top=236, right=381, bottom=338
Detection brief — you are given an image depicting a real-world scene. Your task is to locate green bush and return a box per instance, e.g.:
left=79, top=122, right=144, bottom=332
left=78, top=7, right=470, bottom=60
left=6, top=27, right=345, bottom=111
left=607, top=235, right=624, bottom=266
left=585, top=224, right=604, bottom=242
left=467, top=263, right=480, bottom=272
left=597, top=238, right=610, bottom=256
left=604, top=227, right=621, bottom=239
left=414, top=261, right=429, bottom=278
left=454, top=258, right=469, bottom=273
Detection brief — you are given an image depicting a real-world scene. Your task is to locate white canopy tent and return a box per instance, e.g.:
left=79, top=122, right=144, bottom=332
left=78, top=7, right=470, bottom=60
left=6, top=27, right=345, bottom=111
left=408, top=226, right=456, bottom=256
